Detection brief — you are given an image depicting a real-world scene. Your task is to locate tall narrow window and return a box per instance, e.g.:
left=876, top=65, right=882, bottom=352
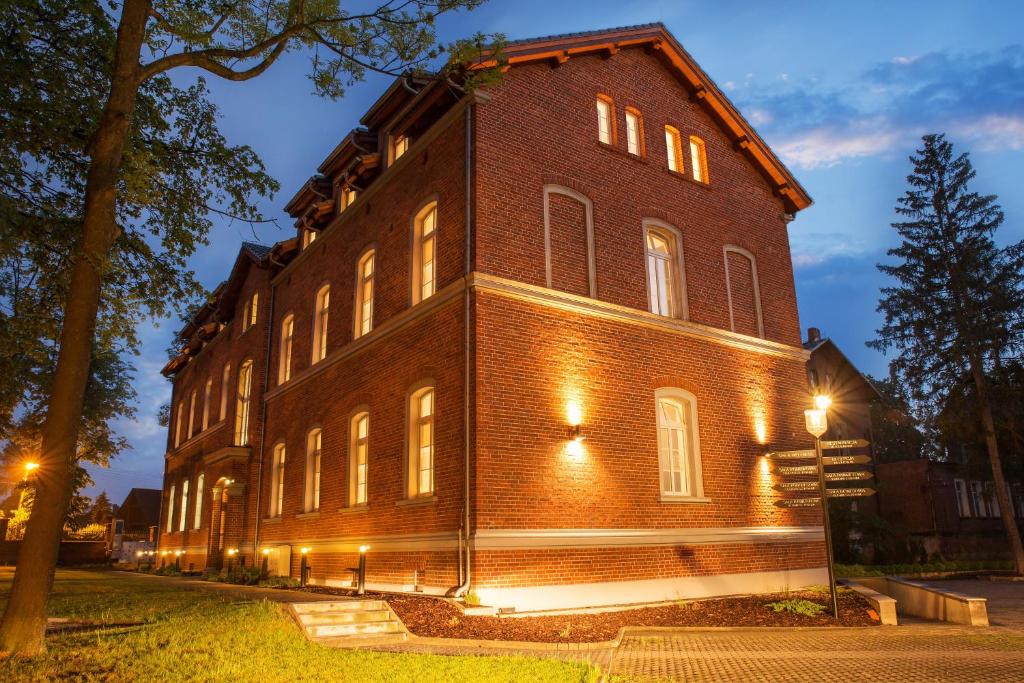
left=271, top=444, right=286, bottom=517
left=655, top=388, right=703, bottom=499
left=645, top=224, right=686, bottom=319
left=187, top=391, right=197, bottom=440
left=279, top=314, right=294, bottom=384
left=689, top=136, right=709, bottom=183
left=174, top=401, right=185, bottom=448
left=340, top=186, right=358, bottom=211
left=596, top=95, right=615, bottom=145
left=234, top=360, right=253, bottom=446
left=724, top=245, right=765, bottom=338
left=193, top=473, right=204, bottom=529
left=301, top=228, right=317, bottom=250
left=412, top=203, right=437, bottom=304
left=166, top=484, right=175, bottom=533
left=391, top=134, right=409, bottom=163
left=954, top=479, right=971, bottom=518
left=407, top=386, right=435, bottom=498
left=305, top=429, right=322, bottom=513
left=354, top=249, right=375, bottom=338
left=179, top=479, right=189, bottom=532
left=312, top=285, right=330, bottom=363
left=243, top=291, right=259, bottom=331
left=202, top=379, right=212, bottom=431
left=665, top=125, right=683, bottom=172
left=984, top=482, right=1000, bottom=518
left=970, top=481, right=985, bottom=518
left=625, top=107, right=643, bottom=156
left=219, top=363, right=230, bottom=421
left=350, top=412, right=369, bottom=506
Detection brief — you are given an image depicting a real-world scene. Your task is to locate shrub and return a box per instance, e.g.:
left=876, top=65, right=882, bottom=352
left=462, top=591, right=481, bottom=606
left=259, top=576, right=300, bottom=588
left=154, top=565, right=182, bottom=577
left=765, top=599, right=827, bottom=618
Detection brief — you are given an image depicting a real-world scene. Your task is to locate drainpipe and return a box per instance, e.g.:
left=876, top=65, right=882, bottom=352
left=252, top=271, right=277, bottom=557
left=453, top=99, right=474, bottom=598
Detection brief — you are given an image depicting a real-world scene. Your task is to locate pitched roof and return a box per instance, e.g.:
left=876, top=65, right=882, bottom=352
left=480, top=23, right=812, bottom=212
left=241, top=241, right=272, bottom=261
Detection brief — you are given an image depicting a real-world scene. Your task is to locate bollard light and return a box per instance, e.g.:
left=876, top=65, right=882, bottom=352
left=356, top=545, right=370, bottom=596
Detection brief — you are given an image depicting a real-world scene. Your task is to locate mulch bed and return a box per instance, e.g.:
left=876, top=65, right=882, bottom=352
left=295, top=586, right=879, bottom=643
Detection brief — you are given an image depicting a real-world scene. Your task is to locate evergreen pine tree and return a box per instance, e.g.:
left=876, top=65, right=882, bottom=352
left=870, top=134, right=1024, bottom=573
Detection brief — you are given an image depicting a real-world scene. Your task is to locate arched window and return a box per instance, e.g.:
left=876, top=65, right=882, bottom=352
left=279, top=314, right=294, bottom=384
left=271, top=443, right=286, bottom=517
left=689, top=136, right=709, bottom=184
left=166, top=483, right=176, bottom=533
left=312, top=285, right=330, bottom=363
left=174, top=401, right=185, bottom=448
left=655, top=388, right=704, bottom=499
left=407, top=385, right=435, bottom=498
left=234, top=360, right=253, bottom=446
left=202, top=379, right=212, bottom=431
left=664, top=125, right=683, bottom=172
left=354, top=249, right=375, bottom=339
left=644, top=221, right=687, bottom=319
left=194, top=473, right=205, bottom=529
left=625, top=107, right=644, bottom=156
left=350, top=411, right=369, bottom=506
left=596, top=94, right=616, bottom=145
left=723, top=245, right=765, bottom=338
left=219, top=363, right=230, bottom=421
left=412, top=203, right=437, bottom=304
left=179, top=479, right=189, bottom=532
left=187, top=390, right=197, bottom=440
left=305, top=429, right=322, bottom=513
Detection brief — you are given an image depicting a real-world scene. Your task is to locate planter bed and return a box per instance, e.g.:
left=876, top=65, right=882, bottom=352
left=293, top=586, right=879, bottom=643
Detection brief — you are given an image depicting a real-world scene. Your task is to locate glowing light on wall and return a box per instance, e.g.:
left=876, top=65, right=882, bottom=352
left=565, top=439, right=585, bottom=459
left=566, top=401, right=583, bottom=427
left=754, top=419, right=768, bottom=445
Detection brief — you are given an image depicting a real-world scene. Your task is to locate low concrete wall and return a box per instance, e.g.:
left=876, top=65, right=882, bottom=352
left=0, top=540, right=107, bottom=566
left=857, top=576, right=988, bottom=626
left=840, top=579, right=898, bottom=625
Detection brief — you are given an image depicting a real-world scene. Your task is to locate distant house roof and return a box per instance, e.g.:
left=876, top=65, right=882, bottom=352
left=119, top=488, right=161, bottom=529
left=804, top=334, right=881, bottom=403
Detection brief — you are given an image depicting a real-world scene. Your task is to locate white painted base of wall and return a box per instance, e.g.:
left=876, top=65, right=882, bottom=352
left=308, top=576, right=450, bottom=597
left=476, top=567, right=829, bottom=612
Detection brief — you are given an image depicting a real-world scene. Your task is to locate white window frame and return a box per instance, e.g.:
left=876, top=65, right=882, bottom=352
left=354, top=249, right=375, bottom=339
left=407, top=384, right=436, bottom=498
left=970, top=481, right=985, bottom=518
left=643, top=220, right=688, bottom=320
left=665, top=125, right=683, bottom=172
left=304, top=428, right=322, bottom=513
left=596, top=96, right=614, bottom=145
left=243, top=291, right=258, bottom=332
left=542, top=185, right=597, bottom=297
left=689, top=135, right=709, bottom=183
left=723, top=245, right=765, bottom=338
left=412, top=203, right=438, bottom=305
left=179, top=479, right=189, bottom=532
left=625, top=107, right=643, bottom=156
left=166, top=484, right=175, bottom=533
left=312, top=284, right=330, bottom=364
left=219, top=363, right=230, bottom=422
left=234, top=360, right=253, bottom=446
left=271, top=443, right=286, bottom=518
left=194, top=472, right=204, bottom=529
left=350, top=410, right=369, bottom=507
left=202, top=379, right=212, bottom=431
left=391, top=134, right=409, bottom=164
left=187, top=390, right=197, bottom=440
left=279, top=314, right=294, bottom=385
left=954, top=478, right=971, bottom=518
left=654, top=388, right=705, bottom=501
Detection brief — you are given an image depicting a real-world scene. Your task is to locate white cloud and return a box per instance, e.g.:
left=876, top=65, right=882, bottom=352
left=747, top=108, right=773, bottom=126
left=775, top=121, right=903, bottom=169
left=953, top=114, right=1024, bottom=151
left=724, top=80, right=736, bottom=91
left=892, top=55, right=920, bottom=65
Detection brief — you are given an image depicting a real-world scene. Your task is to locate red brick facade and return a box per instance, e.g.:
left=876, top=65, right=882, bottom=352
left=158, top=24, right=825, bottom=609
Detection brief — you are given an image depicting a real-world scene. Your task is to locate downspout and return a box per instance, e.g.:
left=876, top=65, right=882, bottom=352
left=252, top=269, right=278, bottom=557
left=453, top=99, right=474, bottom=598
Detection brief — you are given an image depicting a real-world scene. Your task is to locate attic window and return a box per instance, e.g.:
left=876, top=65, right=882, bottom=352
left=689, top=136, right=709, bottom=184
left=596, top=95, right=615, bottom=145
left=340, top=186, right=358, bottom=212
left=301, top=228, right=317, bottom=250
left=665, top=126, right=683, bottom=173
left=391, top=134, right=410, bottom=164
left=242, top=291, right=258, bottom=331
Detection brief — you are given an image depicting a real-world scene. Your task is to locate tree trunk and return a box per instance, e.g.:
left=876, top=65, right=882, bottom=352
left=970, top=361, right=1024, bottom=575
left=0, top=0, right=151, bottom=657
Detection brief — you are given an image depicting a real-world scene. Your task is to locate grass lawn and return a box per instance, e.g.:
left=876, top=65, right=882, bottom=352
left=0, top=569, right=598, bottom=682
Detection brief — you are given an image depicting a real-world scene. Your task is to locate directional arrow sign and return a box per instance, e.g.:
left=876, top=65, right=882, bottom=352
left=822, top=455, right=872, bottom=466
left=774, top=481, right=820, bottom=492
left=775, top=465, right=819, bottom=476
left=774, top=497, right=821, bottom=508
left=824, top=470, right=873, bottom=482
left=764, top=449, right=816, bottom=460
left=821, top=439, right=869, bottom=450
left=827, top=487, right=876, bottom=498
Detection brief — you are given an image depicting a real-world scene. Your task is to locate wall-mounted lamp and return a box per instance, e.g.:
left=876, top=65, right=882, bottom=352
left=567, top=424, right=586, bottom=442
left=813, top=394, right=832, bottom=411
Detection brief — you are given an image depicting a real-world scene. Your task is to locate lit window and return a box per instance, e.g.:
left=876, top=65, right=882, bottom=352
left=271, top=444, right=286, bottom=517
left=407, top=386, right=435, bottom=498
left=179, top=479, right=189, bottom=532
left=689, top=136, right=709, bottom=183
left=596, top=95, right=615, bottom=145
left=392, top=134, right=409, bottom=163
left=166, top=484, right=175, bottom=533
left=412, top=204, right=437, bottom=304
left=305, top=429, right=322, bottom=513
left=202, top=379, right=212, bottom=431
left=665, top=126, right=683, bottom=172
left=187, top=391, right=197, bottom=440
left=354, top=250, right=375, bottom=339
left=242, top=291, right=259, bottom=331
left=655, top=388, right=703, bottom=499
left=312, top=285, right=330, bottom=363
left=279, top=314, right=294, bottom=384
left=954, top=479, right=971, bottom=518
left=174, top=401, right=185, bottom=448
left=219, top=363, right=230, bottom=421
left=301, top=228, right=318, bottom=250
left=625, top=107, right=643, bottom=156
left=645, top=224, right=685, bottom=319
left=340, top=186, right=358, bottom=212
left=350, top=412, right=369, bottom=506
left=194, top=473, right=204, bottom=529
left=234, top=360, right=253, bottom=446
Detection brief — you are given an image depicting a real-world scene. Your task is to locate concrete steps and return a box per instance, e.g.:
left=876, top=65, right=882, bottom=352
left=290, top=599, right=407, bottom=646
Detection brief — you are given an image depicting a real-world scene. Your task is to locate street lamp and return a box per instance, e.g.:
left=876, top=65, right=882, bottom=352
left=805, top=396, right=839, bottom=620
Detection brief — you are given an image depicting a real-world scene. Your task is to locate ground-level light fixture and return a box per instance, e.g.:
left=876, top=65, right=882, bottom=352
left=356, top=545, right=369, bottom=595
left=299, top=546, right=311, bottom=587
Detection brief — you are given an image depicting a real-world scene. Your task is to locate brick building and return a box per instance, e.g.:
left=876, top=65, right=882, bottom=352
left=158, top=24, right=829, bottom=610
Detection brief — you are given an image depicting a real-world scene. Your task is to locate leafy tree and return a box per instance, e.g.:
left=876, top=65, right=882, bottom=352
left=869, top=134, right=1024, bottom=574
left=0, top=0, right=498, bottom=656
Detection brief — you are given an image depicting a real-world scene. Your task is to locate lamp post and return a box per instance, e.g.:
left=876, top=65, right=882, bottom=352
left=805, top=397, right=839, bottom=620
left=299, top=547, right=310, bottom=587
left=356, top=545, right=370, bottom=596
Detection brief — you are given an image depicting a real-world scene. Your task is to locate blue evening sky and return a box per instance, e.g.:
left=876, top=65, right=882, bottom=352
left=90, top=0, right=1024, bottom=501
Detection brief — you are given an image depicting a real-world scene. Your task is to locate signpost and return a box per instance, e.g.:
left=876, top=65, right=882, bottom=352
left=769, top=406, right=877, bottom=621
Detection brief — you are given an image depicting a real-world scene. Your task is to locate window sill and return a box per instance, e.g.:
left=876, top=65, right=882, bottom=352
left=597, top=140, right=648, bottom=163
left=664, top=167, right=712, bottom=190
left=339, top=505, right=369, bottom=515
left=262, top=516, right=283, bottom=524
left=659, top=495, right=713, bottom=504
left=295, top=511, right=320, bottom=520
left=396, top=495, right=436, bottom=508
